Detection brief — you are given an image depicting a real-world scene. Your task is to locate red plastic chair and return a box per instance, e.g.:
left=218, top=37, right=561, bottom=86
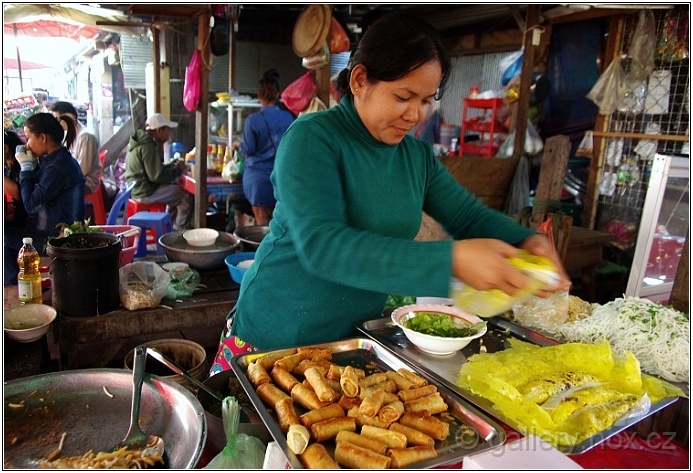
left=84, top=150, right=108, bottom=225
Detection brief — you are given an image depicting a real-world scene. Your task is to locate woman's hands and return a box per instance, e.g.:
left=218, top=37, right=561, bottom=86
left=451, top=235, right=571, bottom=297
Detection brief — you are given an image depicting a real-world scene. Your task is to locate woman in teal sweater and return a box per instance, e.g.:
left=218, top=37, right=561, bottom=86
left=211, top=12, right=570, bottom=373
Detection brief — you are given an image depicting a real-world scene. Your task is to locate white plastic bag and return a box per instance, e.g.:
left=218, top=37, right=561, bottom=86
left=586, top=57, right=628, bottom=115
left=511, top=289, right=569, bottom=333
left=119, top=262, right=169, bottom=310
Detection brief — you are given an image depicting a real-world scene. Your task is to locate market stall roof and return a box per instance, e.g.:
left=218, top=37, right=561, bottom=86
left=3, top=57, right=50, bottom=70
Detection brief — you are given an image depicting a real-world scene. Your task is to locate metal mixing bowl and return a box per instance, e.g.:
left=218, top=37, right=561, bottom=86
left=233, top=225, right=270, bottom=252
left=159, top=230, right=240, bottom=270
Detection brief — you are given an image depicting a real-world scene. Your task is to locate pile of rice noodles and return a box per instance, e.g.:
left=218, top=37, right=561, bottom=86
left=557, top=297, right=689, bottom=384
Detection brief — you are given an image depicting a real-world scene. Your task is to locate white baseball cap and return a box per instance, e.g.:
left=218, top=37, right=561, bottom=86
left=146, top=113, right=178, bottom=130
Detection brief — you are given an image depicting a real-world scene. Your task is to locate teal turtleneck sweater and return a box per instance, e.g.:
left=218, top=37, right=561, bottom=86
left=232, top=97, right=535, bottom=349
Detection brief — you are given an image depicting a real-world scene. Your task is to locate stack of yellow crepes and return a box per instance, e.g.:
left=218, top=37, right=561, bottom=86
left=456, top=340, right=683, bottom=449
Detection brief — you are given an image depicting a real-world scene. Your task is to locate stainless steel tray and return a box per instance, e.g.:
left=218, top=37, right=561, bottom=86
left=358, top=316, right=681, bottom=455
left=230, top=337, right=506, bottom=469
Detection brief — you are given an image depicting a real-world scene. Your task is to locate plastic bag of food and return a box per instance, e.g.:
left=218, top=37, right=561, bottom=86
left=511, top=289, right=569, bottom=332
left=203, top=396, right=266, bottom=469
left=119, top=262, right=169, bottom=310
left=165, top=263, right=201, bottom=299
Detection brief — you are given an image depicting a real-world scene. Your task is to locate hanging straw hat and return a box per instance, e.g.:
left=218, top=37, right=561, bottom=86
left=292, top=5, right=332, bottom=57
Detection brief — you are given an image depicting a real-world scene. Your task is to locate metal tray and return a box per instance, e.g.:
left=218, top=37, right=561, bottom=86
left=230, top=337, right=506, bottom=469
left=358, top=316, right=681, bottom=455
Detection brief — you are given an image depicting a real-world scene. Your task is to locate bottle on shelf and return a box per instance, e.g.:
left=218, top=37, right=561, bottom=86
left=207, top=142, right=217, bottom=175
left=216, top=144, right=225, bottom=173
left=223, top=145, right=232, bottom=166
left=17, top=237, right=42, bottom=304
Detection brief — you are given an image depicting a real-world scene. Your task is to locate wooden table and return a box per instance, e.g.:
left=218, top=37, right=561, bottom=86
left=563, top=226, right=614, bottom=301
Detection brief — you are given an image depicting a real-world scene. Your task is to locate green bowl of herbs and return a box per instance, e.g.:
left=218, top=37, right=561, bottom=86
left=391, top=304, right=487, bottom=355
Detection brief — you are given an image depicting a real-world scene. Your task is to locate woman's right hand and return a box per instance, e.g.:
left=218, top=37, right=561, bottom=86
left=451, top=239, right=529, bottom=296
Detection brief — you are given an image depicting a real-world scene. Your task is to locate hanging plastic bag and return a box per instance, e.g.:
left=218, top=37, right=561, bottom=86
left=586, top=57, right=627, bottom=115
left=203, top=396, right=266, bottom=469
left=500, top=49, right=524, bottom=87
left=329, top=17, right=350, bottom=54
left=576, top=130, right=594, bottom=157
left=281, top=71, right=316, bottom=115
left=221, top=151, right=244, bottom=182
left=628, top=10, right=656, bottom=82
left=183, top=50, right=202, bottom=112
left=210, top=15, right=230, bottom=56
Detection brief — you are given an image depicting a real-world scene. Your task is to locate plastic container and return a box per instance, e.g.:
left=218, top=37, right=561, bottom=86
left=91, top=225, right=141, bottom=266
left=225, top=252, right=256, bottom=284
left=17, top=237, right=42, bottom=304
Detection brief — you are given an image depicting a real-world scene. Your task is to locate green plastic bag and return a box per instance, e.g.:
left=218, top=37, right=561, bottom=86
left=203, top=396, right=266, bottom=469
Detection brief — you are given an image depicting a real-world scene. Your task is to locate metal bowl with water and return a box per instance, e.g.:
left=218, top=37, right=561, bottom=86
left=158, top=230, right=240, bottom=270
left=232, top=225, right=270, bottom=252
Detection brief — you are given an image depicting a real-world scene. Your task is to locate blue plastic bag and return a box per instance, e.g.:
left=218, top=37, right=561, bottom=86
left=500, top=50, right=524, bottom=87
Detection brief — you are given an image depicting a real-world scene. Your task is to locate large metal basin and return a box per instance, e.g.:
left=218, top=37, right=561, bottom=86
left=233, top=225, right=270, bottom=252
left=159, top=230, right=240, bottom=270
left=4, top=369, right=207, bottom=469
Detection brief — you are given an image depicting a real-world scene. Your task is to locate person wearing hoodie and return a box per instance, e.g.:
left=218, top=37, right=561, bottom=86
left=124, top=113, right=192, bottom=230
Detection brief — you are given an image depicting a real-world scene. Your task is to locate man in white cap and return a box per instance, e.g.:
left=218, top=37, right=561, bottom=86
left=124, top=113, right=193, bottom=230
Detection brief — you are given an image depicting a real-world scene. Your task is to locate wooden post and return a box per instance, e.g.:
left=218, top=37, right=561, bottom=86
left=669, top=230, right=689, bottom=313
left=194, top=12, right=211, bottom=229
left=512, top=5, right=540, bottom=156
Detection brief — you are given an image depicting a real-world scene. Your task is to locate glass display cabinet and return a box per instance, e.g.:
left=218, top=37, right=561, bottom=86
left=208, top=100, right=261, bottom=149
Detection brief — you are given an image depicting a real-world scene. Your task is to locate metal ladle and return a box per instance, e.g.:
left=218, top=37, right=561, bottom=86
left=145, top=347, right=224, bottom=403
left=111, top=345, right=165, bottom=457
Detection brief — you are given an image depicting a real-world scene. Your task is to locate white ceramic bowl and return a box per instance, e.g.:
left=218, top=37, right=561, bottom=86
left=183, top=228, right=219, bottom=247
left=4, top=304, right=57, bottom=343
left=391, top=304, right=487, bottom=355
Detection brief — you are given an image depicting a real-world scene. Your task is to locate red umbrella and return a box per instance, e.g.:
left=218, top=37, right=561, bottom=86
left=3, top=57, right=50, bottom=70
left=3, top=19, right=100, bottom=40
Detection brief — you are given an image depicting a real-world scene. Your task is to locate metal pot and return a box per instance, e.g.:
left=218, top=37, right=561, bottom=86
left=233, top=225, right=270, bottom=252
left=4, top=369, right=207, bottom=469
left=158, top=230, right=240, bottom=270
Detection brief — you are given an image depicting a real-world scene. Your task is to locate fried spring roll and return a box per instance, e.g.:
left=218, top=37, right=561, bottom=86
left=400, top=411, right=450, bottom=441
left=327, top=364, right=366, bottom=381
left=347, top=406, right=393, bottom=429
left=275, top=397, right=301, bottom=433
left=257, top=348, right=297, bottom=371
left=304, top=366, right=339, bottom=403
left=359, top=388, right=386, bottom=417
left=339, top=365, right=360, bottom=398
left=274, top=352, right=307, bottom=372
left=397, top=384, right=438, bottom=403
left=247, top=361, right=271, bottom=387
left=296, top=347, right=333, bottom=361
left=387, top=445, right=438, bottom=468
left=299, top=403, right=345, bottom=429
left=359, top=380, right=397, bottom=399
left=294, top=358, right=331, bottom=377
left=270, top=366, right=300, bottom=392
left=338, top=395, right=362, bottom=411
left=335, top=430, right=388, bottom=455
left=291, top=383, right=330, bottom=411
left=326, top=378, right=343, bottom=396
left=299, top=443, right=340, bottom=469
left=396, top=368, right=428, bottom=388
left=310, top=416, right=356, bottom=442
left=287, top=424, right=310, bottom=455
left=360, top=424, right=408, bottom=449
left=334, top=440, right=391, bottom=469
left=404, top=392, right=448, bottom=415
left=389, top=422, right=435, bottom=447
left=385, top=370, right=417, bottom=391
left=378, top=400, right=405, bottom=423
left=256, top=382, right=290, bottom=409
left=359, top=372, right=388, bottom=388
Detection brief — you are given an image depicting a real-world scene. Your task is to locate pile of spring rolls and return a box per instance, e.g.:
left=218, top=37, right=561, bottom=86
left=246, top=346, right=461, bottom=469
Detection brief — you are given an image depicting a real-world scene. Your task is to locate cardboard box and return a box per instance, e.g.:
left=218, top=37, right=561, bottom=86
left=462, top=435, right=583, bottom=470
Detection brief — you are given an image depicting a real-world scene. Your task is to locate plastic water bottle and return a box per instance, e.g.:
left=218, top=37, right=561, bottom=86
left=17, top=237, right=42, bottom=304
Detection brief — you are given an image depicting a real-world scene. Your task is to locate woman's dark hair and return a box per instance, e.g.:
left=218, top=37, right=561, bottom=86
left=24, top=112, right=77, bottom=150
left=336, top=12, right=451, bottom=100
left=258, top=68, right=281, bottom=103
left=4, top=130, right=24, bottom=179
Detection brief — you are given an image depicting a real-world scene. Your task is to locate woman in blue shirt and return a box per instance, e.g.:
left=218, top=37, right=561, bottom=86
left=233, top=69, right=294, bottom=225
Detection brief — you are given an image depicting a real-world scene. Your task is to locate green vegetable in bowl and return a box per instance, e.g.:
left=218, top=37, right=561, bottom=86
left=403, top=311, right=486, bottom=338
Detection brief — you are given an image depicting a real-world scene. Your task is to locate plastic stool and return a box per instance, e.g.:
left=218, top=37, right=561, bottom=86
left=125, top=200, right=167, bottom=244
left=127, top=211, right=173, bottom=257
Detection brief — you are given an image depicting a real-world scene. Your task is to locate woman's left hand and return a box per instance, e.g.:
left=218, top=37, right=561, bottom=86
left=519, top=234, right=572, bottom=295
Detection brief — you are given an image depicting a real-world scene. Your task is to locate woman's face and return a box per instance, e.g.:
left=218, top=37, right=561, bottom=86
left=23, top=127, right=50, bottom=157
left=351, top=60, right=442, bottom=145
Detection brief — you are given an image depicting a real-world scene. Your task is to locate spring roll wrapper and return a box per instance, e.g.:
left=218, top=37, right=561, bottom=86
left=256, top=382, right=291, bottom=409
left=304, top=367, right=339, bottom=403
left=347, top=406, right=393, bottom=429
left=257, top=348, right=297, bottom=371
left=387, top=445, right=438, bottom=468
left=294, top=358, right=331, bottom=377
left=291, top=383, right=330, bottom=411
left=299, top=403, right=345, bottom=429
left=274, top=352, right=307, bottom=372
left=275, top=397, right=301, bottom=433
left=400, top=411, right=450, bottom=440
left=377, top=400, right=405, bottom=423
left=310, top=416, right=356, bottom=442
left=359, top=380, right=397, bottom=399
left=270, top=366, right=300, bottom=392
left=360, top=425, right=408, bottom=449
left=296, top=347, right=333, bottom=361
left=359, top=388, right=386, bottom=417
left=334, top=440, right=392, bottom=469
left=247, top=361, right=272, bottom=387
left=404, top=392, right=448, bottom=415
left=397, top=384, right=438, bottom=403
left=287, top=423, right=311, bottom=455
left=299, top=443, right=340, bottom=469
left=389, top=422, right=435, bottom=446
left=339, top=366, right=360, bottom=398
left=335, top=430, right=388, bottom=455
left=327, top=364, right=366, bottom=381
left=385, top=370, right=417, bottom=391
left=338, top=395, right=362, bottom=411
left=326, top=378, right=344, bottom=396
left=396, top=368, right=428, bottom=387
left=359, top=372, right=388, bottom=388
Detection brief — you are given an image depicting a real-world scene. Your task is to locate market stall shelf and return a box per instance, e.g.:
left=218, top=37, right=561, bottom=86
left=230, top=337, right=506, bottom=469
left=358, top=317, right=681, bottom=455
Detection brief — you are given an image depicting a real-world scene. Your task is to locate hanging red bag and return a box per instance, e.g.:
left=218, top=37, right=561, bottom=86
left=329, top=17, right=350, bottom=54
left=183, top=49, right=202, bottom=112
left=280, top=71, right=316, bottom=116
